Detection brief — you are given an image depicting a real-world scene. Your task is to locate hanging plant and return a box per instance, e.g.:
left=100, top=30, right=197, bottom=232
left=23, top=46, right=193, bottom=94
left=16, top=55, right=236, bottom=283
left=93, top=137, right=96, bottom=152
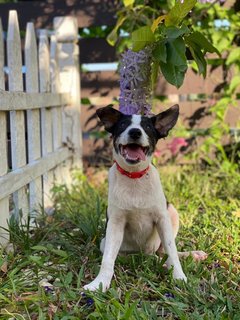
left=108, top=0, right=220, bottom=89
left=119, top=47, right=152, bottom=115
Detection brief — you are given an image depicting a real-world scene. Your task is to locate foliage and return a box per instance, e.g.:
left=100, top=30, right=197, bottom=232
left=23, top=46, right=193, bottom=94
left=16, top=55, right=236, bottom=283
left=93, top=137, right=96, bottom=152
left=107, top=0, right=222, bottom=88
left=77, top=1, right=240, bottom=168
left=0, top=167, right=240, bottom=318
left=189, top=0, right=240, bottom=168
left=105, top=0, right=240, bottom=167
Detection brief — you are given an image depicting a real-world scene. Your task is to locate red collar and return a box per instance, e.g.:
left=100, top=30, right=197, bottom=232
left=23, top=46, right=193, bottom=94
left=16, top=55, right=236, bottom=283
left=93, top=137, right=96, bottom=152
left=115, top=161, right=149, bottom=179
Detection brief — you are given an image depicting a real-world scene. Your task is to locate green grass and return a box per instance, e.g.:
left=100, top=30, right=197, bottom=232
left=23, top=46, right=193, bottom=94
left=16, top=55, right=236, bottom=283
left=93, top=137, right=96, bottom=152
left=0, top=166, right=240, bottom=319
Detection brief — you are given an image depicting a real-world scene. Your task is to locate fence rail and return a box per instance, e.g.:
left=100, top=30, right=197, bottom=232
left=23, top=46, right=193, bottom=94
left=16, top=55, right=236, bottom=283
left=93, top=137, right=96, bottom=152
left=0, top=3, right=239, bottom=243
left=0, top=11, right=82, bottom=245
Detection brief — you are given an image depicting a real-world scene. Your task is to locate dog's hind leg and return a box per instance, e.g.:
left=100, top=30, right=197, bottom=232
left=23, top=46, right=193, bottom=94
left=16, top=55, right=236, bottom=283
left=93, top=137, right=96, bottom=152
left=156, top=205, right=187, bottom=281
left=167, top=203, right=180, bottom=238
left=156, top=203, right=179, bottom=253
left=157, top=203, right=208, bottom=262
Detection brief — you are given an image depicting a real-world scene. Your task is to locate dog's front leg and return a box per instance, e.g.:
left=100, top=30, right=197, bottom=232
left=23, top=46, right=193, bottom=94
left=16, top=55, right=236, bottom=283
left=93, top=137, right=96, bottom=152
left=156, top=209, right=187, bottom=281
left=84, top=214, right=125, bottom=292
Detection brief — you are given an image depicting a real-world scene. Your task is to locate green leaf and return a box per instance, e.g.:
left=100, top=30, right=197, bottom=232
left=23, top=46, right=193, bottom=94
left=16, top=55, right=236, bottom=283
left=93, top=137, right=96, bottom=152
left=151, top=15, right=166, bottom=32
left=159, top=61, right=187, bottom=88
left=29, top=255, right=43, bottom=266
left=124, top=301, right=138, bottom=318
left=151, top=60, right=159, bottom=88
left=0, top=293, right=11, bottom=304
left=107, top=29, right=118, bottom=47
left=186, top=36, right=207, bottom=77
left=64, top=272, right=73, bottom=285
left=132, top=26, right=155, bottom=51
left=157, top=36, right=188, bottom=87
left=152, top=41, right=167, bottom=63
left=31, top=245, right=48, bottom=252
left=167, top=37, right=187, bottom=66
left=167, top=0, right=176, bottom=9
left=165, top=0, right=197, bottom=27
left=226, top=47, right=240, bottom=65
left=189, top=46, right=207, bottom=77
left=165, top=25, right=190, bottom=39
left=51, top=248, right=68, bottom=258
left=186, top=31, right=220, bottom=56
left=123, top=0, right=135, bottom=6
left=107, top=16, right=126, bottom=46
left=228, top=75, right=240, bottom=94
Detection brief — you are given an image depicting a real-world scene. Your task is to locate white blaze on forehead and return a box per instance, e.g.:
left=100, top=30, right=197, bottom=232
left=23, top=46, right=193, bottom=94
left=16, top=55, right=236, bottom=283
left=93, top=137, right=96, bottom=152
left=131, top=115, right=142, bottom=126
left=117, top=114, right=149, bottom=147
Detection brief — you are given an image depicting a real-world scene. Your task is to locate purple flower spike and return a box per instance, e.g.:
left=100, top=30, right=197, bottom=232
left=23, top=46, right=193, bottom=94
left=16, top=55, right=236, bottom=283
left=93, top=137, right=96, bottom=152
left=119, top=47, right=152, bottom=115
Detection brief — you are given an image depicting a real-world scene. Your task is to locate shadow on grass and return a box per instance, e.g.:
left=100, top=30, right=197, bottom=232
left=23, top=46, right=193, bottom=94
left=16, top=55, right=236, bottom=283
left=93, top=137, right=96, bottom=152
left=0, top=166, right=240, bottom=319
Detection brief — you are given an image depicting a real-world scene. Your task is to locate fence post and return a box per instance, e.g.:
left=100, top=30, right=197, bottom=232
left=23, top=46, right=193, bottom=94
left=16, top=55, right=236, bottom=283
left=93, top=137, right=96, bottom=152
left=50, top=34, right=63, bottom=185
left=7, top=10, right=28, bottom=219
left=25, top=22, right=43, bottom=216
left=54, top=17, right=82, bottom=169
left=0, top=19, right=9, bottom=245
left=38, top=29, right=54, bottom=209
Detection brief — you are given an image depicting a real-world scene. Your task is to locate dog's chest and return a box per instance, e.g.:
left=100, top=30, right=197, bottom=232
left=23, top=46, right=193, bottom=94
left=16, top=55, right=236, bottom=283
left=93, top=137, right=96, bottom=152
left=108, top=165, right=166, bottom=211
left=125, top=208, right=156, bottom=242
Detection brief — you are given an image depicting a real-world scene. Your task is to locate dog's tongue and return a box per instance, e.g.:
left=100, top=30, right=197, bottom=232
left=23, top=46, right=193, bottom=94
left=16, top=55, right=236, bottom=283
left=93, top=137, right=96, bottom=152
left=125, top=145, right=146, bottom=161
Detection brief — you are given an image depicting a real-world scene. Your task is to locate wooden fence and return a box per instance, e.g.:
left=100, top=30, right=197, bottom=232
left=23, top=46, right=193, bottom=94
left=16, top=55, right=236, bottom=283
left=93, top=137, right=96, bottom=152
left=0, top=2, right=239, bottom=244
left=0, top=11, right=82, bottom=245
left=0, top=1, right=239, bottom=166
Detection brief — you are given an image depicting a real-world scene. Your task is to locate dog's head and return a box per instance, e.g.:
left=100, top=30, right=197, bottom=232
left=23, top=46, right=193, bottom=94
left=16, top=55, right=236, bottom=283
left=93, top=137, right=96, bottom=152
left=96, top=104, right=179, bottom=168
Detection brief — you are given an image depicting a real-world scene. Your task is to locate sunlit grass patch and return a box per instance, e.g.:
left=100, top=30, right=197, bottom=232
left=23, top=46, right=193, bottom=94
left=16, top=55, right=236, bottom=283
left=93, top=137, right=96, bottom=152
left=0, top=166, right=239, bottom=319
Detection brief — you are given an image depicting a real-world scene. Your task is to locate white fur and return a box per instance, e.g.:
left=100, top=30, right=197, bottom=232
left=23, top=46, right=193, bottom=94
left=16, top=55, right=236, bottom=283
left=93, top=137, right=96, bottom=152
left=132, top=114, right=141, bottom=125
left=117, top=115, right=149, bottom=149
left=84, top=170, right=187, bottom=292
left=83, top=108, right=209, bottom=292
left=83, top=117, right=187, bottom=292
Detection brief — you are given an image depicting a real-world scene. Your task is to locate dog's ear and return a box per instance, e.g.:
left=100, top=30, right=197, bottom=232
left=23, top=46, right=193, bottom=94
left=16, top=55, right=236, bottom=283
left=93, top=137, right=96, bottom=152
left=96, top=105, right=122, bottom=133
left=151, top=104, right=179, bottom=139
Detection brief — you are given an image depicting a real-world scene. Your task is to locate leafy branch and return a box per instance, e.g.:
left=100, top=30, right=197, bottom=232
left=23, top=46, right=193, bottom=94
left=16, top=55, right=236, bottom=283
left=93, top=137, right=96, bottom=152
left=107, top=0, right=220, bottom=88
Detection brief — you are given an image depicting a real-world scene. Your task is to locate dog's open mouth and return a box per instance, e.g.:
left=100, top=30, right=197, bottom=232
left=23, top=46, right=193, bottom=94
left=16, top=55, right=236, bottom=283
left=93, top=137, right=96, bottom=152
left=120, top=144, right=148, bottom=163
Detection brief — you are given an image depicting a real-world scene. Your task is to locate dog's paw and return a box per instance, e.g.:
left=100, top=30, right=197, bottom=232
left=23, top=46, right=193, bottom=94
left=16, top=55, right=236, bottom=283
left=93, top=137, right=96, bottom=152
left=83, top=276, right=111, bottom=292
left=191, top=250, right=208, bottom=261
left=173, top=271, right=187, bottom=282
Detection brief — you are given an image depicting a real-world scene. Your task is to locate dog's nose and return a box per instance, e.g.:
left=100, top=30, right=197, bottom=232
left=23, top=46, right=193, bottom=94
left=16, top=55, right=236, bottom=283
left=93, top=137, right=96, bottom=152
left=128, top=128, right=142, bottom=140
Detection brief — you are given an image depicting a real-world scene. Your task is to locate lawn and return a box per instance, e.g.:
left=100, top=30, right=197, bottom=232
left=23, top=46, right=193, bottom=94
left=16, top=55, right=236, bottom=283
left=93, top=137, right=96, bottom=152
left=0, top=165, right=240, bottom=319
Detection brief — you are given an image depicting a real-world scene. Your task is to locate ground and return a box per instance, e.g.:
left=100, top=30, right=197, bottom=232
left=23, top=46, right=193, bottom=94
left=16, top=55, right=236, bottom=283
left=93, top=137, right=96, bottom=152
left=0, top=165, right=239, bottom=319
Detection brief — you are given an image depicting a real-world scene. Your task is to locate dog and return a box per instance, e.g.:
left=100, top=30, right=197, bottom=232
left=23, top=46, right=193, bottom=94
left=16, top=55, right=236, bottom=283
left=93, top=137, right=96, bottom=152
left=84, top=104, right=207, bottom=292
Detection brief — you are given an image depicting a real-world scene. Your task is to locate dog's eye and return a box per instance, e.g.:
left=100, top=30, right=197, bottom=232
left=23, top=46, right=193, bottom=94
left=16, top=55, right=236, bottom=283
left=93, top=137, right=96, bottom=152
left=120, top=123, right=126, bottom=129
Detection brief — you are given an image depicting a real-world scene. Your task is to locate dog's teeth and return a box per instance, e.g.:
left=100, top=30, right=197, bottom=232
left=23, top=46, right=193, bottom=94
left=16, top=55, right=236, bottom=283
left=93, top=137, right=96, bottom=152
left=126, top=154, right=138, bottom=161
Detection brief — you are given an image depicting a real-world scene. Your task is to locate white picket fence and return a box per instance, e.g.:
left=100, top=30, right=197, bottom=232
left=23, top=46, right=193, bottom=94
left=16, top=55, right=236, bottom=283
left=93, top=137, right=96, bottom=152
left=0, top=11, right=82, bottom=245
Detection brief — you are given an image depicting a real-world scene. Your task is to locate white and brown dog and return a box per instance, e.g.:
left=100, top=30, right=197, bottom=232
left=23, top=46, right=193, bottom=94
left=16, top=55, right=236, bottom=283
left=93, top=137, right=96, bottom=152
left=84, top=105, right=207, bottom=292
